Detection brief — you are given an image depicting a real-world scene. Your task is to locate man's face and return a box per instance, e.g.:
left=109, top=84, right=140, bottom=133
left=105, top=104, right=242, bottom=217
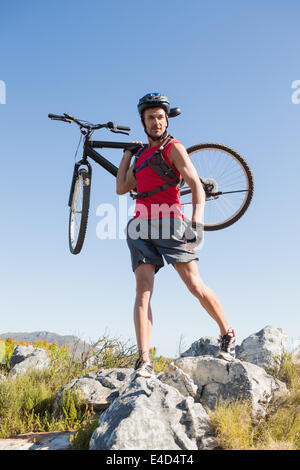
left=142, top=107, right=168, bottom=140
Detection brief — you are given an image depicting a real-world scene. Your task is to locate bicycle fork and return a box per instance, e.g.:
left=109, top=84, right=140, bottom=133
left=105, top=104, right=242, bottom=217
left=68, top=159, right=92, bottom=208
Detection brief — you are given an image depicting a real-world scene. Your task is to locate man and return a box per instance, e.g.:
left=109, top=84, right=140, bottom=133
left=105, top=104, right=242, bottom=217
left=116, top=93, right=236, bottom=378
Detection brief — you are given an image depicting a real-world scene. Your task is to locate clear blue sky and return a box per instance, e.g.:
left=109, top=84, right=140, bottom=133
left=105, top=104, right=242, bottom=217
left=1, top=0, right=300, bottom=357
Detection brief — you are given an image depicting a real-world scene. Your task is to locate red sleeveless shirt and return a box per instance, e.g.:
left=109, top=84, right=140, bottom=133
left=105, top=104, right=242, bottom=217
left=134, top=139, right=184, bottom=220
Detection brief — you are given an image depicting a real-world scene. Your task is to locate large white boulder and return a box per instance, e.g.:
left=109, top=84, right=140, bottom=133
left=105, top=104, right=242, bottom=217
left=236, top=325, right=288, bottom=370
left=90, top=377, right=216, bottom=450
left=54, top=368, right=134, bottom=416
left=171, top=356, right=287, bottom=417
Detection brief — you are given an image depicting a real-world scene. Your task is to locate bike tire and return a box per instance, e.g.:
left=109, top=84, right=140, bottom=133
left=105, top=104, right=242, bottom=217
left=68, top=168, right=91, bottom=254
left=182, top=143, right=254, bottom=231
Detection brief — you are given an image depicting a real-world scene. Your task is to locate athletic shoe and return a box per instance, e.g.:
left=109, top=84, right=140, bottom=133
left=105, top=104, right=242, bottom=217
left=218, top=327, right=236, bottom=361
left=131, top=357, right=155, bottom=379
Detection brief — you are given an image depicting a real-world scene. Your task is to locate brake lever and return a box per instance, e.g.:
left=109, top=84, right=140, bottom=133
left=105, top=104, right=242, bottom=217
left=106, top=121, right=128, bottom=135
left=51, top=117, right=72, bottom=123
left=109, top=129, right=130, bottom=136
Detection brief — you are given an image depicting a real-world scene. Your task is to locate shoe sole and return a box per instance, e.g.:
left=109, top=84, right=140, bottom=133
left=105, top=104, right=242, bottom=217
left=218, top=352, right=235, bottom=362
left=131, top=370, right=155, bottom=380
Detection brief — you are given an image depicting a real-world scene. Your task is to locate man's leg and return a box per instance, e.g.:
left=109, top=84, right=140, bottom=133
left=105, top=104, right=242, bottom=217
left=134, top=262, right=156, bottom=363
left=174, top=260, right=230, bottom=336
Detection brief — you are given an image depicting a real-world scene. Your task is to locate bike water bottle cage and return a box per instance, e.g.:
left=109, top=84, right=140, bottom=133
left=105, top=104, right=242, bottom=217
left=130, top=135, right=183, bottom=200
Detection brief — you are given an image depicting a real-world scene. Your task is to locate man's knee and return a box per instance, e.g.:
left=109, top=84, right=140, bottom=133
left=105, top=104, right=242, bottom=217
left=135, top=264, right=155, bottom=298
left=136, top=278, right=153, bottom=297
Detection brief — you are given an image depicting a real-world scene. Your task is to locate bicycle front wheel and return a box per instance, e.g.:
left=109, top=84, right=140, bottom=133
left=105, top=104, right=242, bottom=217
left=181, top=143, right=254, bottom=231
left=68, top=168, right=91, bottom=254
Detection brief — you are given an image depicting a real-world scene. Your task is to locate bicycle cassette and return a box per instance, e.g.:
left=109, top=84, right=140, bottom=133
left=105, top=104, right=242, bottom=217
left=203, top=178, right=219, bottom=198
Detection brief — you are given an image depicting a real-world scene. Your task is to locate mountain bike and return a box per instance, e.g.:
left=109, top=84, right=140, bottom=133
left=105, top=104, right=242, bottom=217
left=48, top=112, right=254, bottom=255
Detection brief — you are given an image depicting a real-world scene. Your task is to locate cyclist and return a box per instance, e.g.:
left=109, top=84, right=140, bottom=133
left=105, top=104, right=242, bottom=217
left=116, top=93, right=236, bottom=378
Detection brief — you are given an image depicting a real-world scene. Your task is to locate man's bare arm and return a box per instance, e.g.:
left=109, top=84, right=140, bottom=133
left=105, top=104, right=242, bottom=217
left=116, top=151, right=137, bottom=195
left=169, top=143, right=206, bottom=223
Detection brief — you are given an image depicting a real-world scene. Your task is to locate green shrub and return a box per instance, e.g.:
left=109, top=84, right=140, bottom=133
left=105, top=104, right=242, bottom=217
left=0, top=335, right=117, bottom=438
left=85, top=334, right=137, bottom=369
left=0, top=334, right=162, bottom=439
left=69, top=412, right=99, bottom=450
left=150, top=347, right=173, bottom=373
left=208, top=348, right=300, bottom=450
left=207, top=399, right=254, bottom=450
left=0, top=337, right=71, bottom=372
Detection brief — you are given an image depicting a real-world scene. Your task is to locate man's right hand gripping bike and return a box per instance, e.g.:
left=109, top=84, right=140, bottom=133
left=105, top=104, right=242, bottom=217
left=48, top=110, right=254, bottom=255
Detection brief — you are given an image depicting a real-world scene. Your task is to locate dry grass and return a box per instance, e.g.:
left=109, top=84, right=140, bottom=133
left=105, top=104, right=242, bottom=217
left=208, top=349, right=300, bottom=450
left=0, top=335, right=172, bottom=441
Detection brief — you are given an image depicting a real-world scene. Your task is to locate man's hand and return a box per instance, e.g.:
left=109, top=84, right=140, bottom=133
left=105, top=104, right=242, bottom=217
left=124, top=141, right=143, bottom=157
left=183, top=217, right=204, bottom=250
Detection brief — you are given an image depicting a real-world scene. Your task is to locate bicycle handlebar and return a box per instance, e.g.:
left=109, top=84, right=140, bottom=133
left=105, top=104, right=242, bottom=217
left=48, top=113, right=131, bottom=133
left=48, top=113, right=71, bottom=122
left=108, top=122, right=131, bottom=132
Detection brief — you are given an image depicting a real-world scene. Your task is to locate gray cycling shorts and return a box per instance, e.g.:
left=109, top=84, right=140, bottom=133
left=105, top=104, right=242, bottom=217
left=126, top=217, right=199, bottom=274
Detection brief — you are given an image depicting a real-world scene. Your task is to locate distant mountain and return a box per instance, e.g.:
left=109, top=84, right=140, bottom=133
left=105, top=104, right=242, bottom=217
left=0, top=331, right=92, bottom=360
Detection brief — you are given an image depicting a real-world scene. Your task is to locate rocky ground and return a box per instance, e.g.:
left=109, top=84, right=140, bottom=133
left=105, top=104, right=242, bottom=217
left=0, top=431, right=74, bottom=450
left=0, top=325, right=293, bottom=450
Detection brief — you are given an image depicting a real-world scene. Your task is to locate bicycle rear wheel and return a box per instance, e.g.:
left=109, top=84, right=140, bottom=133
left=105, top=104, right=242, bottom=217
left=68, top=168, right=91, bottom=254
left=181, top=143, right=254, bottom=231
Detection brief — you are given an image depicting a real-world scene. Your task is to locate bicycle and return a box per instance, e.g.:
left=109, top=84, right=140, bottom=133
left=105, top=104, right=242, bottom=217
left=48, top=112, right=254, bottom=255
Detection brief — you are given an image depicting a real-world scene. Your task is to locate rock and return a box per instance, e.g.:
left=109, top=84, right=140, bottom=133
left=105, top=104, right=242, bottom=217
left=9, top=345, right=50, bottom=377
left=173, top=356, right=287, bottom=417
left=0, top=431, right=74, bottom=450
left=180, top=336, right=220, bottom=358
left=54, top=368, right=134, bottom=415
left=9, top=344, right=36, bottom=367
left=158, top=363, right=200, bottom=399
left=236, top=326, right=288, bottom=371
left=89, top=377, right=216, bottom=450
left=0, top=374, right=6, bottom=381
left=0, top=331, right=92, bottom=362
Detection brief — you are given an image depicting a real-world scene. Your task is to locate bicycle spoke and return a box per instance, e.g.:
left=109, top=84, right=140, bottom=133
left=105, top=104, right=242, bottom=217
left=184, top=144, right=253, bottom=229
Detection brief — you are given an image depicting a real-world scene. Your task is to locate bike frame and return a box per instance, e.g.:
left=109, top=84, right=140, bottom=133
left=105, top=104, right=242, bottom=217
left=67, top=133, right=208, bottom=207
left=85, top=138, right=134, bottom=177
left=68, top=134, right=135, bottom=207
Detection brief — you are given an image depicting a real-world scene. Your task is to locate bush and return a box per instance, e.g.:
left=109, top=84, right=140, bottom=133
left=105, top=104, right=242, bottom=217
left=150, top=347, right=173, bottom=373
left=0, top=334, right=132, bottom=438
left=207, top=399, right=254, bottom=450
left=0, top=337, right=70, bottom=372
left=83, top=334, right=137, bottom=369
left=0, top=333, right=173, bottom=440
left=69, top=413, right=99, bottom=450
left=208, top=348, right=300, bottom=450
